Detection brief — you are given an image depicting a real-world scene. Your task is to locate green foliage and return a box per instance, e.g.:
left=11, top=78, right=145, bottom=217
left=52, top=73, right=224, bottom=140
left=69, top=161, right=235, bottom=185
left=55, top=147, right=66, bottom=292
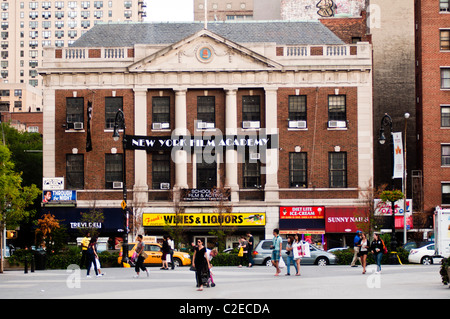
left=439, top=258, right=449, bottom=285
left=380, top=190, right=404, bottom=204
left=210, top=252, right=241, bottom=266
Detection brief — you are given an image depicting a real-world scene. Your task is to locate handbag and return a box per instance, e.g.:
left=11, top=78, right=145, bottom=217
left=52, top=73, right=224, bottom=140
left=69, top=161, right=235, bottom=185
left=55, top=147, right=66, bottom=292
left=238, top=247, right=244, bottom=257
left=141, top=251, right=148, bottom=259
left=278, top=257, right=286, bottom=268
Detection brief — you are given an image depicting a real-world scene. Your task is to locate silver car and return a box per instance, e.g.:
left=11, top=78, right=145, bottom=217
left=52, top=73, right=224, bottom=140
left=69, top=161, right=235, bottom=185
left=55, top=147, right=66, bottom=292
left=252, top=239, right=337, bottom=266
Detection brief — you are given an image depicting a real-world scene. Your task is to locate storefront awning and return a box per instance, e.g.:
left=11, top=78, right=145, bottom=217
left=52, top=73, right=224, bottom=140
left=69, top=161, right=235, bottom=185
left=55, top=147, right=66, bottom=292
left=325, top=207, right=369, bottom=233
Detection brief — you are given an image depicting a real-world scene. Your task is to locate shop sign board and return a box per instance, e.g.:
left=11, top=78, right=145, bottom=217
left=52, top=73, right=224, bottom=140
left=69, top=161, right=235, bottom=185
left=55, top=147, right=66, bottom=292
left=42, top=190, right=76, bottom=204
left=279, top=206, right=325, bottom=219
left=143, top=213, right=265, bottom=227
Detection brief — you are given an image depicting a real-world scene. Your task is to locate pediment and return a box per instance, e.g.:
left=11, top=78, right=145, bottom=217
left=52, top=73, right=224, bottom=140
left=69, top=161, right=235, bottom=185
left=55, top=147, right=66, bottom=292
left=128, top=29, right=283, bottom=72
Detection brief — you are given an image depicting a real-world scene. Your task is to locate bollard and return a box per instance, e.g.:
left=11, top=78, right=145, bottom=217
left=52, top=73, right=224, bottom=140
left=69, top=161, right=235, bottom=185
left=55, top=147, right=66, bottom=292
left=24, top=257, right=28, bottom=274
left=31, top=255, right=35, bottom=272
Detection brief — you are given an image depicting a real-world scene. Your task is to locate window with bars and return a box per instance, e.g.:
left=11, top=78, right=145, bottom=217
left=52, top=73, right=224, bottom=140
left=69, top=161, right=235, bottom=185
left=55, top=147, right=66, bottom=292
left=105, top=97, right=123, bottom=129
left=152, top=97, right=170, bottom=124
left=242, top=95, right=260, bottom=122
left=328, top=95, right=346, bottom=122
left=329, top=152, right=347, bottom=188
left=197, top=96, right=215, bottom=124
left=66, top=97, right=84, bottom=123
left=105, top=154, right=123, bottom=189
left=66, top=154, right=84, bottom=189
left=152, top=153, right=171, bottom=189
left=289, top=152, right=307, bottom=187
left=288, top=95, right=307, bottom=121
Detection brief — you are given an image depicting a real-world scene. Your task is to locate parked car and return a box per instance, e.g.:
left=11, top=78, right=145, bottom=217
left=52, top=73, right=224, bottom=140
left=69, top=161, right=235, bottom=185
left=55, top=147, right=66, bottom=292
left=117, top=242, right=191, bottom=267
left=402, top=241, right=433, bottom=252
left=327, top=247, right=349, bottom=253
left=252, top=239, right=337, bottom=266
left=408, top=243, right=436, bottom=265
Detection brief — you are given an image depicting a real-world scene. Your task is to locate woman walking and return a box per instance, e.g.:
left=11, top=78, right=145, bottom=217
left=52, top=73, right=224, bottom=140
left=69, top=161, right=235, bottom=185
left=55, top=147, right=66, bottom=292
left=292, top=234, right=302, bottom=276
left=238, top=236, right=248, bottom=268
left=161, top=235, right=170, bottom=270
left=86, top=237, right=100, bottom=278
left=134, top=235, right=149, bottom=278
left=370, top=233, right=384, bottom=273
left=285, top=236, right=298, bottom=276
left=360, top=233, right=369, bottom=274
left=192, top=239, right=211, bottom=291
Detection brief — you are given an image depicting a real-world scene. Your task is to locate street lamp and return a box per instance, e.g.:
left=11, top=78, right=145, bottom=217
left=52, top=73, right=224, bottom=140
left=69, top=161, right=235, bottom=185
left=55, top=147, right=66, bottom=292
left=378, top=113, right=398, bottom=256
left=403, top=113, right=410, bottom=245
left=112, top=109, right=129, bottom=265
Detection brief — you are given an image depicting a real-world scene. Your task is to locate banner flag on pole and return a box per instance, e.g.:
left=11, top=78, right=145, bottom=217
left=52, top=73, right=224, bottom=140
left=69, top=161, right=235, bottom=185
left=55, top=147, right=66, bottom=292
left=392, top=132, right=404, bottom=179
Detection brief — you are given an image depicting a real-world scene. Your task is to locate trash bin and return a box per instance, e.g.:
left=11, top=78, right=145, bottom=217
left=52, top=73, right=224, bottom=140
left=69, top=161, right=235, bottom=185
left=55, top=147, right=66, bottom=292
left=33, top=250, right=47, bottom=270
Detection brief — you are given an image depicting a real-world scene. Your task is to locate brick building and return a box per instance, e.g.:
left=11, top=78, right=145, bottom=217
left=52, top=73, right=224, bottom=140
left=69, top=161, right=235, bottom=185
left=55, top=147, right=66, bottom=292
left=415, top=1, right=450, bottom=215
left=40, top=21, right=373, bottom=249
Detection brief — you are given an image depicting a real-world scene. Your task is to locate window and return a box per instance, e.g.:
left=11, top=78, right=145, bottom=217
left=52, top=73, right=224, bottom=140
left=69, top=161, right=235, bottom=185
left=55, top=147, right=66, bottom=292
left=197, top=96, right=215, bottom=125
left=197, top=153, right=217, bottom=189
left=289, top=152, right=307, bottom=187
left=442, top=183, right=450, bottom=204
left=152, top=97, right=170, bottom=125
left=288, top=95, right=307, bottom=121
left=442, top=145, right=450, bottom=166
left=105, top=154, right=123, bottom=189
left=329, top=152, right=347, bottom=188
left=328, top=95, right=346, bottom=122
left=152, top=153, right=171, bottom=189
left=105, top=97, right=123, bottom=129
left=440, top=0, right=450, bottom=12
left=66, top=97, right=84, bottom=124
left=242, top=95, right=260, bottom=122
left=243, top=158, right=261, bottom=188
left=441, top=68, right=450, bottom=89
left=441, top=30, right=450, bottom=50
left=66, top=154, right=84, bottom=189
left=442, top=106, right=450, bottom=127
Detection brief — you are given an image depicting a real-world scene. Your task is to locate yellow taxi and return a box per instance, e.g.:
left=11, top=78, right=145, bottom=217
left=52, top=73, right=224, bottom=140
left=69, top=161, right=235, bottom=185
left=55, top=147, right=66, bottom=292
left=118, top=242, right=191, bottom=267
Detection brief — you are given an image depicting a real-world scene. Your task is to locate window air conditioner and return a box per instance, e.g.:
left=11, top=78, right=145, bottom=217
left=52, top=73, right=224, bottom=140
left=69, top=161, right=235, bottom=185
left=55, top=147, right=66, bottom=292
left=153, top=122, right=170, bottom=129
left=250, top=153, right=260, bottom=160
left=328, top=120, right=346, bottom=128
left=113, top=181, right=123, bottom=189
left=160, top=183, right=170, bottom=190
left=242, top=121, right=260, bottom=129
left=288, top=120, right=307, bottom=129
left=73, top=122, right=84, bottom=130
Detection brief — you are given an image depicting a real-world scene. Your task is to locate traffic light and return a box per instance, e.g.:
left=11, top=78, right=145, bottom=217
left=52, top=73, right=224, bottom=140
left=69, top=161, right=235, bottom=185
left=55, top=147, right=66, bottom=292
left=6, top=230, right=16, bottom=239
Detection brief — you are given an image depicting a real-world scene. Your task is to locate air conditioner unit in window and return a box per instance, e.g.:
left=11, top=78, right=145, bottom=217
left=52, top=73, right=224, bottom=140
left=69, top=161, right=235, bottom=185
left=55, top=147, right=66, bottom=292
left=197, top=121, right=207, bottom=129
left=73, top=122, right=84, bottom=130
left=250, top=153, right=260, bottom=160
left=113, top=181, right=123, bottom=189
left=288, top=120, right=307, bottom=129
left=328, top=120, right=346, bottom=128
left=242, top=121, right=260, bottom=129
left=160, top=183, right=170, bottom=190
left=152, top=122, right=170, bottom=130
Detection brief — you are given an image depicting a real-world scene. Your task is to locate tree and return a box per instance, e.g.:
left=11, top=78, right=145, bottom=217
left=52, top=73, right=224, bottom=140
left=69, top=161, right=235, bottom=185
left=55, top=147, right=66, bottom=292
left=35, top=213, right=60, bottom=253
left=0, top=144, right=40, bottom=273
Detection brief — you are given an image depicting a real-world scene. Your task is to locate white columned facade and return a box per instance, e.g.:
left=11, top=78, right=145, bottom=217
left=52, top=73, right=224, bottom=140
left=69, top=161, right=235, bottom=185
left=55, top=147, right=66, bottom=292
left=133, top=88, right=148, bottom=204
left=264, top=87, right=279, bottom=201
left=174, top=88, right=189, bottom=190
left=224, top=88, right=239, bottom=202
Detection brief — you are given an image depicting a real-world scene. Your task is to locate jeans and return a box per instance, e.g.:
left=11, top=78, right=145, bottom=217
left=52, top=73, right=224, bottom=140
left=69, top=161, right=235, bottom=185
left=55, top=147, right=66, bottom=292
left=375, top=252, right=383, bottom=272
left=286, top=255, right=298, bottom=275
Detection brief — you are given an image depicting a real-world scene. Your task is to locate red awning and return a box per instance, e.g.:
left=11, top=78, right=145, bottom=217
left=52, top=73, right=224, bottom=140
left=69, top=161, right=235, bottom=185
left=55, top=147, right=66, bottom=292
left=325, top=207, right=369, bottom=233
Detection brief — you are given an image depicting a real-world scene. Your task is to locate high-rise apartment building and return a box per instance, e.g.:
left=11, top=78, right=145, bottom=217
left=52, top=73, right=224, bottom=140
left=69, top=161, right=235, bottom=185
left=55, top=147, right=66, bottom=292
left=0, top=0, right=146, bottom=115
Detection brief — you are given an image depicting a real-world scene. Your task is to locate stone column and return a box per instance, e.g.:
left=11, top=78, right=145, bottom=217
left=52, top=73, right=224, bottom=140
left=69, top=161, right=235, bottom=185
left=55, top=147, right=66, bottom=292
left=133, top=88, right=148, bottom=204
left=264, top=87, right=279, bottom=201
left=174, top=88, right=188, bottom=190
left=224, top=88, right=239, bottom=202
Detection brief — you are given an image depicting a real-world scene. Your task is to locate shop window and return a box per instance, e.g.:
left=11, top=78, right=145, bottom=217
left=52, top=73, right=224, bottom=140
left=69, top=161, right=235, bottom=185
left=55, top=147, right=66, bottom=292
left=66, top=154, right=84, bottom=189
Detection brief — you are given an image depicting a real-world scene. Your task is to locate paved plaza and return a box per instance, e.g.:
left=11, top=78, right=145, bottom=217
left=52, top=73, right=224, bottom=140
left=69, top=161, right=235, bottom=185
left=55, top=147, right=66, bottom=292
left=0, top=264, right=448, bottom=300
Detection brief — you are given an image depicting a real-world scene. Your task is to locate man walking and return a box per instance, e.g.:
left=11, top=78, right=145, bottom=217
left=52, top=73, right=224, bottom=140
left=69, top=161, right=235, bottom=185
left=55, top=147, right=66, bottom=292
left=271, top=229, right=283, bottom=276
left=350, top=230, right=362, bottom=267
left=80, top=233, right=90, bottom=269
left=246, top=231, right=254, bottom=267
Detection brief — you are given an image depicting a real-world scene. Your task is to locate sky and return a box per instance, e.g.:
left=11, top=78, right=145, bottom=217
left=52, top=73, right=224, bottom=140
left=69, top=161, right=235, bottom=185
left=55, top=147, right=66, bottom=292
left=145, top=0, right=195, bottom=22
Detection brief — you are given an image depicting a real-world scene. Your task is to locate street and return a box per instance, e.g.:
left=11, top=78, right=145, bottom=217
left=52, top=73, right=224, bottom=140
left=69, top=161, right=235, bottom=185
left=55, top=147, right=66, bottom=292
left=0, top=264, right=447, bottom=300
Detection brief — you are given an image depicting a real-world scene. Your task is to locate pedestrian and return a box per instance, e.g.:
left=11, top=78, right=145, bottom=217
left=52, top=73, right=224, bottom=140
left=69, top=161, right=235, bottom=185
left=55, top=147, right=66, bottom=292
left=285, top=236, right=298, bottom=276
left=161, top=235, right=170, bottom=270
left=350, top=230, right=362, bottom=267
left=292, top=234, right=302, bottom=276
left=86, top=237, right=101, bottom=278
left=246, top=231, right=254, bottom=267
left=168, top=236, right=175, bottom=269
left=360, top=233, right=369, bottom=274
left=192, top=239, right=211, bottom=291
left=80, top=232, right=90, bottom=268
left=238, top=236, right=248, bottom=268
left=134, top=235, right=149, bottom=278
left=370, top=233, right=384, bottom=273
left=270, top=228, right=282, bottom=276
